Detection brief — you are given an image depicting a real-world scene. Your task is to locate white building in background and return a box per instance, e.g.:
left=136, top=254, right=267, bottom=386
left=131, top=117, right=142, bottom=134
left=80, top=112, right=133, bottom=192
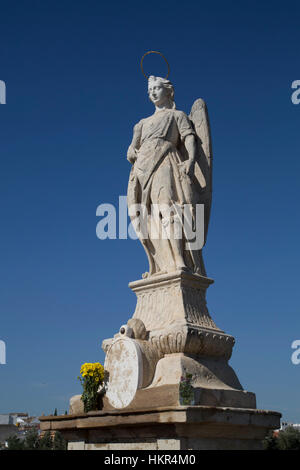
left=0, top=413, right=28, bottom=444
left=280, top=422, right=300, bottom=431
left=0, top=413, right=40, bottom=446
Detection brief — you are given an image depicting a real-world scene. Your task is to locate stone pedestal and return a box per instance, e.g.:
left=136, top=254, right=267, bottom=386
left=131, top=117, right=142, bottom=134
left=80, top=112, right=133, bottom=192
left=62, top=271, right=281, bottom=450
left=102, top=271, right=256, bottom=411
left=39, top=406, right=281, bottom=450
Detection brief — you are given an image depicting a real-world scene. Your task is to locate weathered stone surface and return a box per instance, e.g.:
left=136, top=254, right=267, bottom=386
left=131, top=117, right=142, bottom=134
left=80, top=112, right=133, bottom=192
left=104, top=338, right=143, bottom=409
left=39, top=405, right=281, bottom=450
left=69, top=394, right=84, bottom=415
left=68, top=441, right=85, bottom=450
left=130, top=271, right=217, bottom=333
left=102, top=271, right=253, bottom=411
left=127, top=77, right=212, bottom=277
left=100, top=353, right=255, bottom=412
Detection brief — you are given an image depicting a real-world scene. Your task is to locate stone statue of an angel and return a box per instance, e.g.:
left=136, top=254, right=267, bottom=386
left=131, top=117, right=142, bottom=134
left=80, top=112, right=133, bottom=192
left=127, top=75, right=212, bottom=277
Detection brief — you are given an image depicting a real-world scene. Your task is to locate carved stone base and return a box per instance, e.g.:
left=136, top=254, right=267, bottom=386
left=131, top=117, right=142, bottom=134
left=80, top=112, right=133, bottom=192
left=99, top=353, right=255, bottom=412
left=102, top=271, right=255, bottom=411
left=40, top=406, right=281, bottom=450
left=129, top=270, right=218, bottom=332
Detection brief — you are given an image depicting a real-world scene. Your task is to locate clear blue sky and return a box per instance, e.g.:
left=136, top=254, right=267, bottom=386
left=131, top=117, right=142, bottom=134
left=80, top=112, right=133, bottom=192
left=0, top=0, right=299, bottom=421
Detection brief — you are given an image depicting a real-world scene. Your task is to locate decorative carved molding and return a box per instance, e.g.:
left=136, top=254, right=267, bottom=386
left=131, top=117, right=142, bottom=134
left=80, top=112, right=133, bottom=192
left=148, top=325, right=234, bottom=360
left=130, top=271, right=219, bottom=332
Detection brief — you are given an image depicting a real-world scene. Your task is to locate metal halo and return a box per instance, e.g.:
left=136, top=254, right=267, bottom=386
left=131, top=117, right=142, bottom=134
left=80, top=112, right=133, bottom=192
left=140, top=51, right=170, bottom=80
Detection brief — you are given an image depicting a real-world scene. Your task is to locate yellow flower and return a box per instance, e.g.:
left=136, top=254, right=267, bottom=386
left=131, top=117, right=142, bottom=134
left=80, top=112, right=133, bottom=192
left=79, top=362, right=105, bottom=383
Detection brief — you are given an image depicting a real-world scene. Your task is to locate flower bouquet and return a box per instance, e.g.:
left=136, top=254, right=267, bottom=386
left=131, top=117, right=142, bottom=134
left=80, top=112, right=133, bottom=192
left=78, top=362, right=108, bottom=412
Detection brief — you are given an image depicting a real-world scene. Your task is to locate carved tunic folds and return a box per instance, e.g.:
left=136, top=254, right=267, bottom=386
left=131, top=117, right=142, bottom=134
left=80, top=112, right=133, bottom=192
left=127, top=107, right=206, bottom=275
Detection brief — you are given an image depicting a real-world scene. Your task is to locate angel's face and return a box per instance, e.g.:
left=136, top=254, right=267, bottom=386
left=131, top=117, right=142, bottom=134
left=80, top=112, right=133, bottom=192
left=148, top=81, right=169, bottom=107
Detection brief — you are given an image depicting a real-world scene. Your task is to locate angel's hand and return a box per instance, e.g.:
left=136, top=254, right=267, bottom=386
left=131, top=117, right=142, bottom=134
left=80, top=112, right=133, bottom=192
left=182, top=159, right=195, bottom=178
left=127, top=145, right=137, bottom=165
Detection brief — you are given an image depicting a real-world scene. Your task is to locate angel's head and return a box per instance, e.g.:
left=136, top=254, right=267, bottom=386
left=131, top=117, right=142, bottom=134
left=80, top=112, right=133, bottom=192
left=148, top=76, right=175, bottom=109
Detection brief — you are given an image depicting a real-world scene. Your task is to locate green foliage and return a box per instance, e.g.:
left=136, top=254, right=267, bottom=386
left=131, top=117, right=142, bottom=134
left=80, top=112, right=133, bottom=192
left=53, top=408, right=58, bottom=416
left=39, top=430, right=53, bottom=450
left=53, top=431, right=67, bottom=450
left=6, top=434, right=25, bottom=450
left=24, top=427, right=40, bottom=450
left=179, top=372, right=194, bottom=405
left=263, top=426, right=300, bottom=450
left=277, top=426, right=300, bottom=450
left=80, top=377, right=99, bottom=412
left=263, top=431, right=278, bottom=450
left=6, top=429, right=67, bottom=451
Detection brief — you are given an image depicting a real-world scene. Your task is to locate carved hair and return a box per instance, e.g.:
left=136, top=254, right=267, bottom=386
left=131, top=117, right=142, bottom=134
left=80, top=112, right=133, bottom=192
left=148, top=75, right=176, bottom=109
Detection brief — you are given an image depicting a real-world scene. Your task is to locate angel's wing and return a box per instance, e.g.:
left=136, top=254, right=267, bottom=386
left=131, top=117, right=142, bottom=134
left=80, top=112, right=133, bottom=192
left=189, top=98, right=213, bottom=243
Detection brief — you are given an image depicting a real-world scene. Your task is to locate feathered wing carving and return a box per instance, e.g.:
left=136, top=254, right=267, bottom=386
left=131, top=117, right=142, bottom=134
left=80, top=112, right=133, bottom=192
left=189, top=98, right=213, bottom=244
